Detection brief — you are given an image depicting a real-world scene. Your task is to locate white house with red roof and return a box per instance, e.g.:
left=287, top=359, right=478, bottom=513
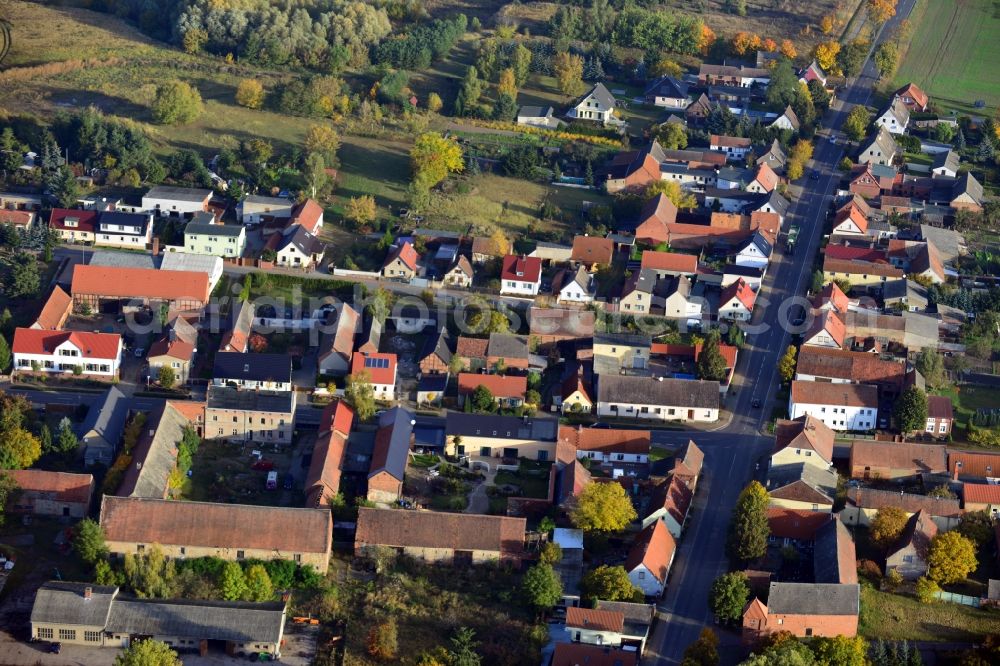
left=798, top=60, right=827, bottom=87
left=290, top=199, right=324, bottom=235
left=351, top=352, right=398, bottom=401
left=718, top=278, right=756, bottom=321
left=381, top=242, right=422, bottom=280
left=831, top=204, right=869, bottom=235
left=746, top=163, right=779, bottom=194
left=500, top=255, right=542, bottom=296
left=13, top=328, right=123, bottom=379
left=48, top=208, right=99, bottom=244
left=626, top=520, right=676, bottom=598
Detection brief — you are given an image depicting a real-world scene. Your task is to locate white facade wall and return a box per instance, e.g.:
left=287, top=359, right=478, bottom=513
left=576, top=450, right=648, bottom=465
left=558, top=283, right=594, bottom=304
left=788, top=400, right=877, bottom=431
left=500, top=279, right=540, bottom=296
left=14, top=341, right=122, bottom=378
left=596, top=401, right=718, bottom=423
left=142, top=196, right=209, bottom=217
left=185, top=230, right=246, bottom=257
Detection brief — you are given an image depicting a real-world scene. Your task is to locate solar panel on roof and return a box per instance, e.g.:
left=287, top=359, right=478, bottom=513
left=364, top=357, right=389, bottom=369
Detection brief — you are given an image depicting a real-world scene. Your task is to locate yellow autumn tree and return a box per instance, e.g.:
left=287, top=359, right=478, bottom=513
left=779, top=39, right=797, bottom=60
left=235, top=79, right=265, bottom=110
left=497, top=68, right=517, bottom=98
left=820, top=15, right=835, bottom=34
left=814, top=41, right=841, bottom=72
left=650, top=56, right=683, bottom=78
left=645, top=180, right=697, bottom=211
left=762, top=38, right=777, bottom=52
left=698, top=24, right=717, bottom=55
left=868, top=0, right=897, bottom=24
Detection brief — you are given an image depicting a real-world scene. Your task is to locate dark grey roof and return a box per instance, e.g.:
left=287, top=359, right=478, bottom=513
left=593, top=332, right=652, bottom=348
left=865, top=127, right=898, bottom=158
left=518, top=105, right=553, bottom=118
left=596, top=375, right=719, bottom=410
left=418, top=374, right=448, bottom=392
left=213, top=352, right=291, bottom=384
left=421, top=327, right=453, bottom=365
left=206, top=385, right=295, bottom=414
left=814, top=520, right=855, bottom=584
left=89, top=250, right=157, bottom=270
left=117, top=402, right=190, bottom=498
left=755, top=139, right=787, bottom=168
left=371, top=407, right=415, bottom=480
left=759, top=190, right=790, bottom=217
left=106, top=597, right=286, bottom=644
left=594, top=600, right=655, bottom=626
left=145, top=185, right=212, bottom=202
left=644, top=76, right=688, bottom=99
left=185, top=221, right=244, bottom=237
left=953, top=171, right=984, bottom=204
left=446, top=413, right=558, bottom=441
left=766, top=582, right=860, bottom=616
left=359, top=315, right=383, bottom=351
left=724, top=264, right=766, bottom=278
left=279, top=224, right=324, bottom=256
left=585, top=82, right=616, bottom=108
left=97, top=211, right=149, bottom=234
left=78, top=386, right=129, bottom=447
left=704, top=188, right=759, bottom=203
left=487, top=333, right=529, bottom=359
left=871, top=163, right=898, bottom=179
left=766, top=462, right=838, bottom=502
left=31, top=582, right=118, bottom=627
left=623, top=268, right=657, bottom=296
left=717, top=166, right=750, bottom=183
left=745, top=230, right=773, bottom=257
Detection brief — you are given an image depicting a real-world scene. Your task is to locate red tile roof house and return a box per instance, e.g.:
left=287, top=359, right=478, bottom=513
left=100, top=495, right=333, bottom=572
left=626, top=519, right=676, bottom=598
left=2, top=470, right=94, bottom=518
left=949, top=450, right=1000, bottom=481
left=48, top=208, right=98, bottom=243
left=640, top=474, right=693, bottom=537
left=964, top=483, right=1000, bottom=514
left=558, top=425, right=651, bottom=465
left=289, top=198, right=324, bottom=235
left=640, top=249, right=697, bottom=278
left=354, top=506, right=526, bottom=566
left=771, top=415, right=835, bottom=472
left=457, top=373, right=528, bottom=409
left=564, top=606, right=626, bottom=646
left=551, top=643, right=638, bottom=666
left=767, top=507, right=832, bottom=547
left=718, top=278, right=756, bottom=321
left=304, top=400, right=354, bottom=508
left=351, top=351, right=398, bottom=401
left=632, top=194, right=678, bottom=246
left=30, top=286, right=73, bottom=331
left=795, top=347, right=906, bottom=401
left=894, top=82, right=929, bottom=112
left=381, top=241, right=422, bottom=280
left=0, top=209, right=36, bottom=231
left=925, top=395, right=954, bottom=438
left=788, top=381, right=879, bottom=432
left=571, top=236, right=615, bottom=269
left=499, top=255, right=542, bottom=296
left=71, top=265, right=210, bottom=313
left=848, top=440, right=948, bottom=481
left=12, top=328, right=123, bottom=380
left=742, top=582, right=859, bottom=642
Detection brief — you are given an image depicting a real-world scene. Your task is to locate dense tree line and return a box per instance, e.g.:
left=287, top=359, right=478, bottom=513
left=549, top=3, right=703, bottom=56
left=370, top=15, right=466, bottom=70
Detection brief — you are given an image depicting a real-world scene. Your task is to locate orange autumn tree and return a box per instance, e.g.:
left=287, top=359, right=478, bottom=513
left=868, top=0, right=897, bottom=24
left=731, top=32, right=761, bottom=56
left=779, top=39, right=797, bottom=59
left=762, top=38, right=777, bottom=52
left=698, top=24, right=717, bottom=55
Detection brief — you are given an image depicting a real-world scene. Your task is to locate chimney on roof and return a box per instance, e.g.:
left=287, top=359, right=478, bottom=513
left=84, top=586, right=92, bottom=600
left=152, top=236, right=160, bottom=257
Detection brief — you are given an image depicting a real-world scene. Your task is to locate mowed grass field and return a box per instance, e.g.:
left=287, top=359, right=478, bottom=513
left=893, top=0, right=1000, bottom=114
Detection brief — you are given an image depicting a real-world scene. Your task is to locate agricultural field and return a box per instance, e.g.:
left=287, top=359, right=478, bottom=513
left=892, top=0, right=1000, bottom=115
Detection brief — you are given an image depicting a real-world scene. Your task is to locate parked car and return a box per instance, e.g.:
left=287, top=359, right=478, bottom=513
left=49, top=642, right=61, bottom=654
left=283, top=473, right=294, bottom=490
left=251, top=459, right=275, bottom=472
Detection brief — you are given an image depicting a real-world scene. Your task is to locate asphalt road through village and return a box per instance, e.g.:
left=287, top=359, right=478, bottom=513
left=645, top=1, right=917, bottom=661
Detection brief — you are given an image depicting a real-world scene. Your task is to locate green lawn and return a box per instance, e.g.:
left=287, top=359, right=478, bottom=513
left=933, top=385, right=1000, bottom=435
left=859, top=584, right=1000, bottom=642
left=892, top=0, right=1000, bottom=115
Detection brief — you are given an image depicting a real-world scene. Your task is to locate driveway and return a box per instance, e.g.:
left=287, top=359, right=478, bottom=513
left=465, top=469, right=496, bottom=514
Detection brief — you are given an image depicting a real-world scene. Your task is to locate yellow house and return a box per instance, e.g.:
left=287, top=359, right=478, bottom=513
left=766, top=463, right=837, bottom=512
left=592, top=332, right=651, bottom=373
left=445, top=412, right=559, bottom=465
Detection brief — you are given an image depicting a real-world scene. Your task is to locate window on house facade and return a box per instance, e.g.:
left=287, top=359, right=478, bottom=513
left=37, top=628, right=53, bottom=639
left=84, top=631, right=102, bottom=642
left=59, top=629, right=76, bottom=640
